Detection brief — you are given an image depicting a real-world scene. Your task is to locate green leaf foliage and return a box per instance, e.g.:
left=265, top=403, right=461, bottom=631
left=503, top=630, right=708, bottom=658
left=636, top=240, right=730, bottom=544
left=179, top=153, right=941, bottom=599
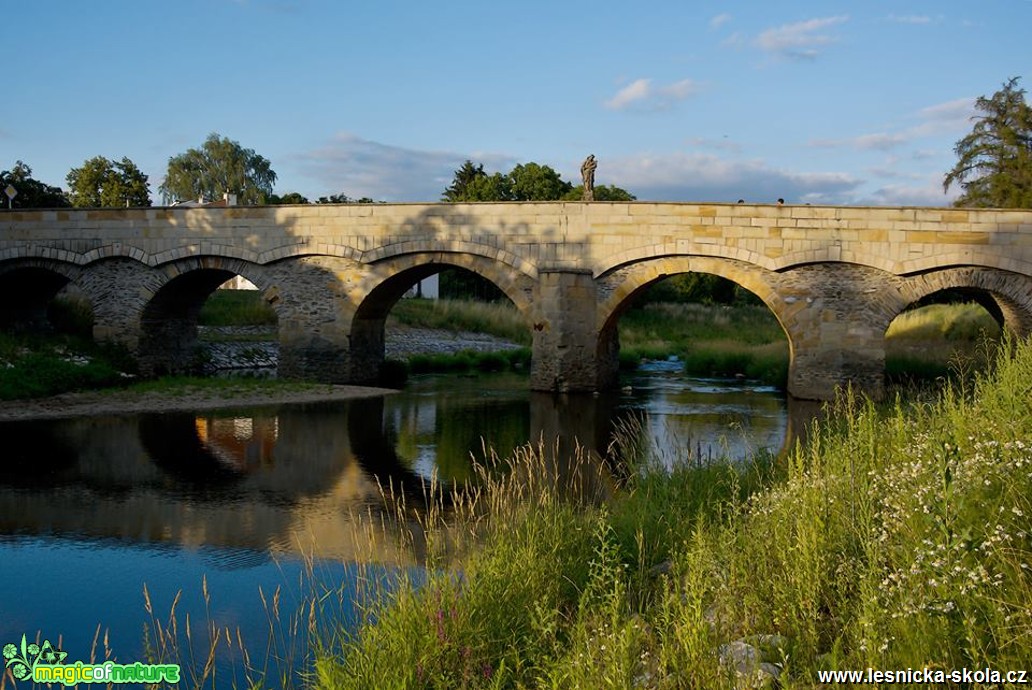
left=315, top=193, right=376, bottom=203
left=0, top=161, right=70, bottom=208
left=508, top=162, right=572, bottom=200
left=266, top=191, right=310, bottom=204
left=944, top=77, right=1032, bottom=208
left=561, top=184, right=637, bottom=201
left=66, top=156, right=151, bottom=207
left=442, top=159, right=634, bottom=202
left=159, top=132, right=277, bottom=205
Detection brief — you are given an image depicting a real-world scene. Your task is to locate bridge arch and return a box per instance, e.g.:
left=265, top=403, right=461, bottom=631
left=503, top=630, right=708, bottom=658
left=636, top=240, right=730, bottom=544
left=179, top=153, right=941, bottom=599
left=346, top=252, right=536, bottom=384
left=0, top=258, right=88, bottom=333
left=593, top=255, right=797, bottom=391
left=362, top=240, right=538, bottom=281
left=891, top=267, right=1032, bottom=338
left=135, top=256, right=277, bottom=376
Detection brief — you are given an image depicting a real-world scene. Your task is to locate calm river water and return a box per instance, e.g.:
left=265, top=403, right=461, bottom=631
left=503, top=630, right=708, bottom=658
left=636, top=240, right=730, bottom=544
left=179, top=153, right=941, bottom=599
left=0, top=364, right=807, bottom=681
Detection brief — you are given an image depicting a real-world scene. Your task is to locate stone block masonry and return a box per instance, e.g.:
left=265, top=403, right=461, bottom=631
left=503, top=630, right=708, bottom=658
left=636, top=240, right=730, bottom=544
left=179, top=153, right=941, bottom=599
left=3, top=202, right=1032, bottom=400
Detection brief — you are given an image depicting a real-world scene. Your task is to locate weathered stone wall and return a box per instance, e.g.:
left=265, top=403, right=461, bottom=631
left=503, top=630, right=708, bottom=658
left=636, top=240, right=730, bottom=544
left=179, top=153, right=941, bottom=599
left=4, top=203, right=1031, bottom=277
left=3, top=202, right=1032, bottom=399
left=530, top=270, right=605, bottom=392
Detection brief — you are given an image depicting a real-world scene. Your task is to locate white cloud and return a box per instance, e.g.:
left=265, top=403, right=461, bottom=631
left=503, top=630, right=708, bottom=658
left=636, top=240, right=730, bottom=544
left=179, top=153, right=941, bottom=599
left=710, top=13, right=732, bottom=29
left=606, top=79, right=652, bottom=109
left=605, top=78, right=702, bottom=111
left=912, top=97, right=975, bottom=135
left=808, top=133, right=906, bottom=151
left=912, top=149, right=939, bottom=161
left=291, top=133, right=516, bottom=202
left=886, top=14, right=933, bottom=24
left=853, top=133, right=908, bottom=151
left=721, top=32, right=746, bottom=49
left=607, top=152, right=862, bottom=204
left=687, top=136, right=742, bottom=153
left=662, top=79, right=701, bottom=101
left=858, top=179, right=955, bottom=206
left=808, top=97, right=975, bottom=151
left=756, top=15, right=849, bottom=60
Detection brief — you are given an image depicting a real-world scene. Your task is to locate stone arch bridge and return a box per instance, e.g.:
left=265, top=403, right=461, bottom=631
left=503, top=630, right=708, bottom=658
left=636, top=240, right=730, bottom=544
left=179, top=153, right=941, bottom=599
left=3, top=202, right=1032, bottom=400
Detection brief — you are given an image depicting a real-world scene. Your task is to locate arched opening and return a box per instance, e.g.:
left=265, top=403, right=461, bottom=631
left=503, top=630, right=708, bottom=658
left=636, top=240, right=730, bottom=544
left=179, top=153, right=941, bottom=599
left=596, top=268, right=793, bottom=462
left=0, top=264, right=91, bottom=335
left=885, top=288, right=1005, bottom=384
left=351, top=262, right=532, bottom=386
left=0, top=262, right=127, bottom=398
left=600, top=271, right=790, bottom=385
left=139, top=267, right=278, bottom=377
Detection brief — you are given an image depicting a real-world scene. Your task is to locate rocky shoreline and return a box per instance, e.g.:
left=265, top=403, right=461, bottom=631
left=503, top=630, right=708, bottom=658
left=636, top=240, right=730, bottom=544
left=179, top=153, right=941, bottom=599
left=0, top=327, right=523, bottom=422
left=199, top=325, right=522, bottom=372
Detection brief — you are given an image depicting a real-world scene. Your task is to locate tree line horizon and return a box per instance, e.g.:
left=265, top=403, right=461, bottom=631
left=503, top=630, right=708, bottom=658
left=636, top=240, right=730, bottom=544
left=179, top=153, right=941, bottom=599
left=2, top=78, right=1029, bottom=210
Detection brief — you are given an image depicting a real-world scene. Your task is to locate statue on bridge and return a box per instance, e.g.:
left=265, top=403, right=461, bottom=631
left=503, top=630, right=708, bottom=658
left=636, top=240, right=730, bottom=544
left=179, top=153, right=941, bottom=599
left=581, top=154, right=597, bottom=201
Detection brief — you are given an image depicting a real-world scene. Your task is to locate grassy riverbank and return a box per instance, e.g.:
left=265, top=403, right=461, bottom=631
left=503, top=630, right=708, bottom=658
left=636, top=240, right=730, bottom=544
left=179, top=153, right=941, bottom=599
left=393, top=297, right=1000, bottom=386
left=0, top=331, right=134, bottom=399
left=314, top=338, right=1032, bottom=688
left=0, top=293, right=1001, bottom=399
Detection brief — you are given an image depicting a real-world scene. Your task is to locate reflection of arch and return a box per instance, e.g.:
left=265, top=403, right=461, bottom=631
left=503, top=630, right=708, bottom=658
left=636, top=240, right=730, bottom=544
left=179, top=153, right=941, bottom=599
left=347, top=252, right=535, bottom=383
left=139, top=414, right=246, bottom=487
left=890, top=268, right=1032, bottom=338
left=0, top=259, right=85, bottom=330
left=137, top=256, right=276, bottom=375
left=0, top=420, right=79, bottom=487
left=346, top=396, right=441, bottom=498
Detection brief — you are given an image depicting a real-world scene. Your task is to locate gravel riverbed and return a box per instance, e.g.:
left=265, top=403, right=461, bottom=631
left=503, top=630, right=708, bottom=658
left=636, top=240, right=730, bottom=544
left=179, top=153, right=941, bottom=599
left=199, top=325, right=522, bottom=371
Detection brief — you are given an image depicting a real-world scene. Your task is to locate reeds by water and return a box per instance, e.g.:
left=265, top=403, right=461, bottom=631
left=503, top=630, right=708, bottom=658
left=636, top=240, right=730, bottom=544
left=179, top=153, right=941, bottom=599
left=316, top=337, right=1032, bottom=688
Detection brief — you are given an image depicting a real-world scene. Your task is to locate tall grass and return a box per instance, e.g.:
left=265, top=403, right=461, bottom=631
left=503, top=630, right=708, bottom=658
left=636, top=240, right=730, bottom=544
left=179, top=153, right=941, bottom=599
left=0, top=332, right=135, bottom=399
left=390, top=299, right=532, bottom=346
left=315, top=337, right=1032, bottom=688
left=199, top=290, right=277, bottom=327
left=886, top=303, right=1002, bottom=385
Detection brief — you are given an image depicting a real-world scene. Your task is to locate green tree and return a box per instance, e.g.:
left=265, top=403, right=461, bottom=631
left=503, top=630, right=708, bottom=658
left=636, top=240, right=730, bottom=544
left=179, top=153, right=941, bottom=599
left=159, top=133, right=277, bottom=205
left=944, top=77, right=1032, bottom=208
left=462, top=172, right=512, bottom=201
left=442, top=160, right=488, bottom=201
left=443, top=160, right=635, bottom=203
left=0, top=161, right=70, bottom=208
left=508, top=162, right=572, bottom=201
left=267, top=191, right=310, bottom=204
left=66, top=156, right=151, bottom=207
left=561, top=184, right=637, bottom=202
left=316, top=193, right=376, bottom=204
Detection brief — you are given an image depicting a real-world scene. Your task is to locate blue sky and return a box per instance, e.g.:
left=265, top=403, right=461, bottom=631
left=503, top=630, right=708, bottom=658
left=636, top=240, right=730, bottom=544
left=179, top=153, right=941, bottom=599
left=4, top=0, right=1029, bottom=206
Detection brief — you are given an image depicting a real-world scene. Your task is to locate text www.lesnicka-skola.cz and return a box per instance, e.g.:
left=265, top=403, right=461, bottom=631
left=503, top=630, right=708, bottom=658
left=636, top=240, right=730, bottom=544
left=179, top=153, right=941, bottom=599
left=817, top=667, right=1028, bottom=685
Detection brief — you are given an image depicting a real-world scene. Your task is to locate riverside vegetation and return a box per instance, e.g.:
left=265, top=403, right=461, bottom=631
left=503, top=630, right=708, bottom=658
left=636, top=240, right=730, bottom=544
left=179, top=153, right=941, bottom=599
left=3, top=292, right=1025, bottom=688
left=0, top=288, right=1002, bottom=399
left=310, top=337, right=1032, bottom=689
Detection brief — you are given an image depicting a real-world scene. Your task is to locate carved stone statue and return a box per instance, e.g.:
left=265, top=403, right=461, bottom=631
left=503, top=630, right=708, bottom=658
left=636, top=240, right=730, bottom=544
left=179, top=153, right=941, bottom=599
left=580, top=154, right=597, bottom=201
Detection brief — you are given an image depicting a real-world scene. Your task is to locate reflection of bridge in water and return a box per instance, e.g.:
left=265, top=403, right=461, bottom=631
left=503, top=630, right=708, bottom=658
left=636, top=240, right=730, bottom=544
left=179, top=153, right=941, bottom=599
left=0, top=383, right=823, bottom=568
left=1, top=390, right=679, bottom=566
left=4, top=202, right=1032, bottom=400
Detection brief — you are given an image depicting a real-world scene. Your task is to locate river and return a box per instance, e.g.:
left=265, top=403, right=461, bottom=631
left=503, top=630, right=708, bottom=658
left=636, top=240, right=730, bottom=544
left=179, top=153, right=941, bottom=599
left=0, top=364, right=804, bottom=682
